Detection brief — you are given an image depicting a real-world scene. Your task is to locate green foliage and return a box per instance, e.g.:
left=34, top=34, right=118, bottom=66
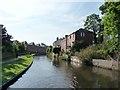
left=1, top=25, right=27, bottom=55
left=99, top=1, right=120, bottom=53
left=2, top=26, right=13, bottom=53
left=71, top=41, right=88, bottom=53
left=46, top=46, right=53, bottom=54
left=46, top=46, right=53, bottom=59
left=77, top=45, right=112, bottom=64
left=95, top=50, right=111, bottom=60
left=13, top=40, right=27, bottom=54
left=84, top=13, right=103, bottom=44
left=2, top=27, right=13, bottom=46
left=77, top=46, right=96, bottom=62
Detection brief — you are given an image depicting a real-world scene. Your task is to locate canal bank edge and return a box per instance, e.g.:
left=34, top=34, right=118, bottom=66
left=71, top=56, right=119, bottom=71
left=92, top=59, right=120, bottom=71
left=1, top=59, right=33, bottom=90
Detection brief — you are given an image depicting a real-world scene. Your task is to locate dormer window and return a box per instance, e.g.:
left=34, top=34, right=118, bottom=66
left=80, top=32, right=85, bottom=37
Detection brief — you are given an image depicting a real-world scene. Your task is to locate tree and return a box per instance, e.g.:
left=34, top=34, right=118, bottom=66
left=53, top=47, right=61, bottom=55
left=46, top=45, right=53, bottom=54
left=97, top=20, right=104, bottom=44
left=1, top=25, right=13, bottom=52
left=13, top=40, right=26, bottom=56
left=99, top=1, right=120, bottom=53
left=84, top=13, right=102, bottom=44
left=19, top=42, right=26, bottom=53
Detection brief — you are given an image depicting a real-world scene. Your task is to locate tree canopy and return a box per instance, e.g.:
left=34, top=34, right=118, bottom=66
left=1, top=25, right=27, bottom=54
left=1, top=26, right=13, bottom=52
left=84, top=13, right=102, bottom=44
left=99, top=1, right=120, bottom=53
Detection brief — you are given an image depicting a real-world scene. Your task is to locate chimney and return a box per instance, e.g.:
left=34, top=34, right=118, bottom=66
left=56, top=37, right=59, bottom=41
left=65, top=35, right=68, bottom=38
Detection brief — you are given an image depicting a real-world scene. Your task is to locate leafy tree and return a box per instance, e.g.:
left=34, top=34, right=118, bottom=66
left=13, top=40, right=20, bottom=53
left=97, top=19, right=104, bottom=44
left=19, top=42, right=26, bottom=53
left=13, top=40, right=26, bottom=55
left=99, top=1, right=120, bottom=53
left=1, top=25, right=13, bottom=52
left=84, top=13, right=102, bottom=44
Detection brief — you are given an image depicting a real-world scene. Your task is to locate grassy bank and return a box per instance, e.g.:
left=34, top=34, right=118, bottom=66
left=1, top=55, right=33, bottom=85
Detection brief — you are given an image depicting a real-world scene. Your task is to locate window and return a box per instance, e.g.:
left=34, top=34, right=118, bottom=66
left=80, top=32, right=85, bottom=37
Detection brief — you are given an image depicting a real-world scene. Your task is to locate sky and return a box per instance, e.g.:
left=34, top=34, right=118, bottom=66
left=0, top=0, right=104, bottom=45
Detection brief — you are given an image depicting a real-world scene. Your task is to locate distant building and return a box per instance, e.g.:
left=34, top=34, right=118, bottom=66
left=53, top=37, right=62, bottom=47
left=27, top=42, right=47, bottom=55
left=60, top=37, right=67, bottom=52
left=53, top=28, right=93, bottom=52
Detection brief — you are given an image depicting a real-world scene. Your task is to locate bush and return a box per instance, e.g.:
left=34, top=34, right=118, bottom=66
left=76, top=45, right=112, bottom=65
left=77, top=46, right=96, bottom=64
left=95, top=50, right=111, bottom=60
left=71, top=41, right=88, bottom=52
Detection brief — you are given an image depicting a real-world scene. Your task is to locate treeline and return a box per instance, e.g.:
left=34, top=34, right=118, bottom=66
left=1, top=24, right=27, bottom=59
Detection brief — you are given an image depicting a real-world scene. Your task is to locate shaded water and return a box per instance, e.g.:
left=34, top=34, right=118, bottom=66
left=10, top=56, right=119, bottom=88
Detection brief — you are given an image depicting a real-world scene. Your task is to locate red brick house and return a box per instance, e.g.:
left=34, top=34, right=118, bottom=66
left=53, top=28, right=93, bottom=52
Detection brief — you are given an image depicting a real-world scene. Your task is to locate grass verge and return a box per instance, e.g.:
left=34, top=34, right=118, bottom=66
left=1, top=55, right=33, bottom=85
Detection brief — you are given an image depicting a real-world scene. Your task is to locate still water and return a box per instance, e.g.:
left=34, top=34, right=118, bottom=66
left=10, top=56, right=118, bottom=88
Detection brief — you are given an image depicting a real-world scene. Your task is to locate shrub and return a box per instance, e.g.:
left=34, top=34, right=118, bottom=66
left=71, top=41, right=88, bottom=52
left=94, top=50, right=111, bottom=60
left=76, top=45, right=112, bottom=65
left=77, top=46, right=96, bottom=64
left=74, top=52, right=79, bottom=56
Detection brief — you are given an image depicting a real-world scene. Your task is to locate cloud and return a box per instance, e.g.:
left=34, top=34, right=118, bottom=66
left=0, top=1, right=103, bottom=45
left=0, top=0, right=62, bottom=23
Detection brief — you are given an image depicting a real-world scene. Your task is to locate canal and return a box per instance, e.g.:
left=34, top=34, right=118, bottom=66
left=9, top=56, right=118, bottom=88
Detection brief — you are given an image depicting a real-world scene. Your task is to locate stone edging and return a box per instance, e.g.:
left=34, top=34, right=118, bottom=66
left=1, top=60, right=33, bottom=90
left=92, top=59, right=119, bottom=71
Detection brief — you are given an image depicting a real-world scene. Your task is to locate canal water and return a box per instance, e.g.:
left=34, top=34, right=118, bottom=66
left=10, top=56, right=118, bottom=88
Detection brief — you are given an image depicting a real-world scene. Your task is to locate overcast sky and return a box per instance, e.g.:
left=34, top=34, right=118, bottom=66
left=0, top=0, right=104, bottom=45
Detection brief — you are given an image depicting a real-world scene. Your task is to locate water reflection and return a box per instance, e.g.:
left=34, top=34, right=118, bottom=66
left=51, top=57, right=118, bottom=88
left=68, top=63, right=119, bottom=88
left=52, top=59, right=60, bottom=67
left=10, top=56, right=119, bottom=88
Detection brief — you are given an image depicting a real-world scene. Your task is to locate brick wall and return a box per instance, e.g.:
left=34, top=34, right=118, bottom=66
left=66, top=33, right=75, bottom=51
left=61, top=38, right=67, bottom=52
left=75, top=29, right=93, bottom=45
left=27, top=45, right=47, bottom=55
